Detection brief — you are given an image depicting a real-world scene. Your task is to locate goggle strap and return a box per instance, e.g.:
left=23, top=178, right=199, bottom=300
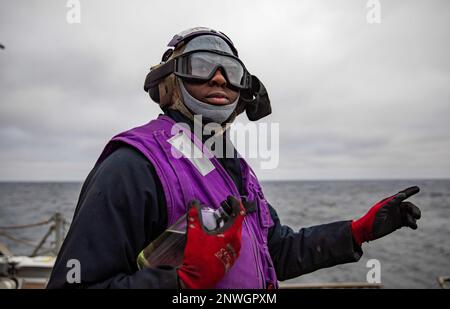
left=145, top=59, right=176, bottom=89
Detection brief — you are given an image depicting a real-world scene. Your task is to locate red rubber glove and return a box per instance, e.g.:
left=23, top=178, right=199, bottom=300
left=351, top=186, right=422, bottom=246
left=177, top=196, right=246, bottom=289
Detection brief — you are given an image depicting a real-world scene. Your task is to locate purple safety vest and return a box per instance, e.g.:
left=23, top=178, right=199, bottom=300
left=97, top=115, right=278, bottom=289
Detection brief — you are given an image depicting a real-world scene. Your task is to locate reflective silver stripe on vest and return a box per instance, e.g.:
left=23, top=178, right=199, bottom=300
left=167, top=131, right=215, bottom=176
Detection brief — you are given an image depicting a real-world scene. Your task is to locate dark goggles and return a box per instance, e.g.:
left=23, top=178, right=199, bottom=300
left=174, top=50, right=250, bottom=90
left=145, top=50, right=251, bottom=91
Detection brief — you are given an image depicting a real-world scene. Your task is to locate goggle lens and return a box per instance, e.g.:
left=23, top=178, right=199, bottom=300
left=176, top=51, right=248, bottom=89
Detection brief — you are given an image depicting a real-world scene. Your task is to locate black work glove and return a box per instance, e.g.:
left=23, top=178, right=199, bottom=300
left=351, top=186, right=422, bottom=246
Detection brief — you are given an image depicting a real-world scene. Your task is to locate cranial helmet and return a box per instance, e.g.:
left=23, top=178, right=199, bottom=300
left=144, top=27, right=272, bottom=123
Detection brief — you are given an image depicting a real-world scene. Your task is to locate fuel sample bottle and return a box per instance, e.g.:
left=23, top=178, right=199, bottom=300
left=137, top=199, right=233, bottom=269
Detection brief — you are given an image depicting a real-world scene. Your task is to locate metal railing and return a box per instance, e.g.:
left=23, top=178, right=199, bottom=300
left=437, top=276, right=450, bottom=289
left=0, top=213, right=69, bottom=257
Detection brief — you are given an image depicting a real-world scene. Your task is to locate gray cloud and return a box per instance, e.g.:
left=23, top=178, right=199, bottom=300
left=0, top=0, right=449, bottom=180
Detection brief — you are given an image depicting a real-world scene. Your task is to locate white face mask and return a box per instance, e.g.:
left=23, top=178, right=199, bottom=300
left=179, top=79, right=239, bottom=124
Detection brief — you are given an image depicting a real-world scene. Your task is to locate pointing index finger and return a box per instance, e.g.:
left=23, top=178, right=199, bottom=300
left=395, top=186, right=420, bottom=202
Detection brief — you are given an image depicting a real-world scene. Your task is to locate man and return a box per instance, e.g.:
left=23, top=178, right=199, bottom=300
left=47, top=27, right=421, bottom=289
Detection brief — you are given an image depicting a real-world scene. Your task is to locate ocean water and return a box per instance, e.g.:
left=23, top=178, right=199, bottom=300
left=0, top=179, right=449, bottom=288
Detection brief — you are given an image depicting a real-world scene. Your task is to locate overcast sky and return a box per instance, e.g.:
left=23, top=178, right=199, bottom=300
left=0, top=0, right=449, bottom=181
